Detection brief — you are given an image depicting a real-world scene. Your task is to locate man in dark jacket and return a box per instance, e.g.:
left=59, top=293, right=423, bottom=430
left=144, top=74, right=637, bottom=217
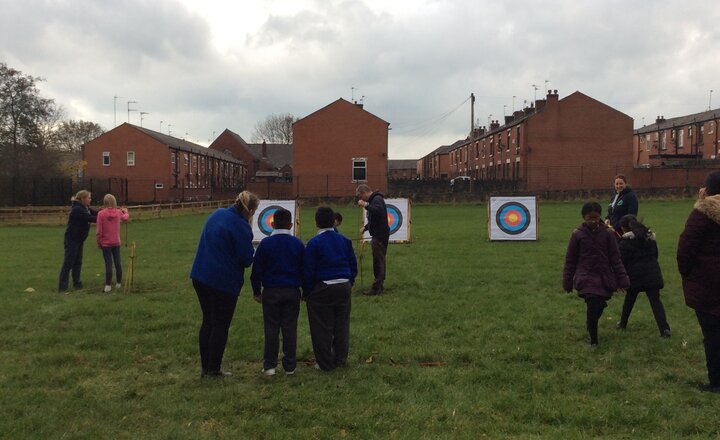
left=356, top=185, right=390, bottom=295
left=677, top=171, right=720, bottom=393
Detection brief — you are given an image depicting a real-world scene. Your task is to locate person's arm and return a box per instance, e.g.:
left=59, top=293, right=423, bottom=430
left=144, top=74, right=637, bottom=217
left=627, top=192, right=639, bottom=216
left=562, top=232, right=579, bottom=292
left=235, top=221, right=255, bottom=268
left=95, top=211, right=104, bottom=247
left=346, top=238, right=358, bottom=285
left=250, top=242, right=265, bottom=297
left=120, top=208, right=129, bottom=222
left=677, top=210, right=704, bottom=277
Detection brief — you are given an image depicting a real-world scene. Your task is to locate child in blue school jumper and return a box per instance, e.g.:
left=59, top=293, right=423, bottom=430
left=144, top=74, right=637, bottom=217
left=304, top=207, right=358, bottom=371
left=251, top=207, right=305, bottom=376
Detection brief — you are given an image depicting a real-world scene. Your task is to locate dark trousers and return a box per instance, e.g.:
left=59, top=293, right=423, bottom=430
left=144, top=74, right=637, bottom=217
left=306, top=282, right=352, bottom=371
left=262, top=287, right=301, bottom=371
left=101, top=246, right=122, bottom=285
left=59, top=238, right=84, bottom=291
left=193, top=280, right=238, bottom=374
left=695, top=310, right=720, bottom=387
left=585, top=296, right=608, bottom=345
left=618, top=288, right=670, bottom=334
left=371, top=237, right=388, bottom=292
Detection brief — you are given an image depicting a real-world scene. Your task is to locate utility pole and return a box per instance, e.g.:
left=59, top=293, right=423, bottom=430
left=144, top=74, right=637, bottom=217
left=470, top=93, right=475, bottom=135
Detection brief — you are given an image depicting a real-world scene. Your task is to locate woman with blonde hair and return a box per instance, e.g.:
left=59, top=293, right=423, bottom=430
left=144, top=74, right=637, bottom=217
left=58, top=190, right=98, bottom=292
left=96, top=194, right=130, bottom=293
left=190, top=191, right=259, bottom=378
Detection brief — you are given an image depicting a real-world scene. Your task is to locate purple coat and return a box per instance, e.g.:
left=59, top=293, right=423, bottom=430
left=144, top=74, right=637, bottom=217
left=677, top=195, right=720, bottom=316
left=563, top=223, right=630, bottom=298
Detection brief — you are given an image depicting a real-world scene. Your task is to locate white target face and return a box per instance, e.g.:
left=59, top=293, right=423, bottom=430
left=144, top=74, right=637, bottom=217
left=251, top=200, right=298, bottom=242
left=362, top=198, right=411, bottom=243
left=488, top=196, right=538, bottom=241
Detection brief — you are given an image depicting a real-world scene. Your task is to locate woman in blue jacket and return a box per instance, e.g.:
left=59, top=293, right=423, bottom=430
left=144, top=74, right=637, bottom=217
left=190, top=191, right=259, bottom=378
left=605, top=174, right=639, bottom=235
left=58, top=190, right=97, bottom=292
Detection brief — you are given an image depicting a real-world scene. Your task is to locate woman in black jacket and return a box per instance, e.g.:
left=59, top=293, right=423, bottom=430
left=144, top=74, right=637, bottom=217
left=606, top=174, right=639, bottom=235
left=58, top=190, right=98, bottom=292
left=615, top=215, right=671, bottom=336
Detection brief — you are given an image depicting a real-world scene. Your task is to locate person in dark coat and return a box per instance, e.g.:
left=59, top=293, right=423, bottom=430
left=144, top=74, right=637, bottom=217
left=190, top=191, right=258, bottom=378
left=677, top=171, right=720, bottom=393
left=58, top=190, right=98, bottom=293
left=605, top=174, right=639, bottom=235
left=563, top=201, right=630, bottom=346
left=356, top=184, right=390, bottom=295
left=615, top=215, right=671, bottom=337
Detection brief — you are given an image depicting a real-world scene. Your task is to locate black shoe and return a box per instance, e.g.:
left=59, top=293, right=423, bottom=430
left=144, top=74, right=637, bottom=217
left=661, top=329, right=671, bottom=338
left=615, top=321, right=626, bottom=330
left=202, top=370, right=232, bottom=379
left=697, top=383, right=720, bottom=393
left=73, top=282, right=83, bottom=290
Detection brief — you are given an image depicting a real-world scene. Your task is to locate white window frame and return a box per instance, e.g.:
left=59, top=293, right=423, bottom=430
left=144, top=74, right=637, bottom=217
left=678, top=129, right=684, bottom=148
left=127, top=151, right=135, bottom=166
left=352, top=157, right=367, bottom=182
left=102, top=152, right=110, bottom=166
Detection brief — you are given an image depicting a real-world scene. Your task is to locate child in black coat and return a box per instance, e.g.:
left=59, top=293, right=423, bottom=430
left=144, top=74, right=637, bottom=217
left=616, top=215, right=671, bottom=337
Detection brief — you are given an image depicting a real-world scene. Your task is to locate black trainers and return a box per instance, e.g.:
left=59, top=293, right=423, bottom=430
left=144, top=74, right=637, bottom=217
left=661, top=329, right=671, bottom=338
left=697, top=383, right=720, bottom=393
left=615, top=321, right=626, bottom=330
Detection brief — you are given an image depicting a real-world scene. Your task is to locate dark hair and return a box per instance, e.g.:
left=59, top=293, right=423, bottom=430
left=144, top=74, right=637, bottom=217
left=272, top=207, right=292, bottom=229
left=315, top=207, right=335, bottom=229
left=614, top=174, right=627, bottom=183
left=704, top=171, right=720, bottom=196
left=334, top=212, right=343, bottom=224
left=581, top=201, right=602, bottom=216
left=619, top=214, right=648, bottom=242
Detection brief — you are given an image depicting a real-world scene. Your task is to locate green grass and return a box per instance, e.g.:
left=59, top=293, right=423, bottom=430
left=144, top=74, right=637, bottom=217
left=1, top=200, right=719, bottom=439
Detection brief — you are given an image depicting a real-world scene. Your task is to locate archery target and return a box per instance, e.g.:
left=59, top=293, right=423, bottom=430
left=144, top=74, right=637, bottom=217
left=363, top=198, right=411, bottom=243
left=251, top=200, right=298, bottom=242
left=489, top=196, right=537, bottom=241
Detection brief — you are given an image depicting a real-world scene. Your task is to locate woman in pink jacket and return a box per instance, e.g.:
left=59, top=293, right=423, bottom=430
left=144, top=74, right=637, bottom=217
left=96, top=194, right=130, bottom=293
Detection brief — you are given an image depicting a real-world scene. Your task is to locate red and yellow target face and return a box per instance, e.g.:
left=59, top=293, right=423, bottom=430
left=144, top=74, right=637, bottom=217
left=495, top=202, right=531, bottom=235
left=386, top=204, right=403, bottom=235
left=258, top=206, right=282, bottom=236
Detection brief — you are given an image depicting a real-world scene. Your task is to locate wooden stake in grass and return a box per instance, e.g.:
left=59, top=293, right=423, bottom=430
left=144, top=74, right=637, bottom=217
left=123, top=241, right=136, bottom=294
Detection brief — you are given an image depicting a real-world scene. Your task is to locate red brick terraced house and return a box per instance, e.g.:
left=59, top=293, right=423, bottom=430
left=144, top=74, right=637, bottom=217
left=417, top=140, right=465, bottom=180
left=633, top=109, right=720, bottom=168
left=83, top=123, right=246, bottom=203
left=444, top=90, right=634, bottom=191
left=388, top=159, right=419, bottom=180
left=293, top=98, right=389, bottom=197
left=209, top=129, right=292, bottom=182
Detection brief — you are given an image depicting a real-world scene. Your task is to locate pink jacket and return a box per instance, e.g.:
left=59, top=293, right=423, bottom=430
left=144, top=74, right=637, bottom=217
left=96, top=208, right=130, bottom=248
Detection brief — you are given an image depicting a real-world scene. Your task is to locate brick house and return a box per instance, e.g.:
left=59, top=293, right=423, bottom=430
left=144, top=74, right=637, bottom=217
left=293, top=98, right=389, bottom=197
left=443, top=90, right=634, bottom=191
left=633, top=109, right=720, bottom=167
left=417, top=140, right=464, bottom=179
left=83, top=123, right=245, bottom=203
left=209, top=129, right=292, bottom=182
left=388, top=159, right=419, bottom=179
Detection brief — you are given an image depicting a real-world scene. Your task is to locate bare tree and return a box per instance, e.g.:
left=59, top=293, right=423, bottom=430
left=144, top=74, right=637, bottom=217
left=53, top=120, right=105, bottom=152
left=251, top=113, right=298, bottom=144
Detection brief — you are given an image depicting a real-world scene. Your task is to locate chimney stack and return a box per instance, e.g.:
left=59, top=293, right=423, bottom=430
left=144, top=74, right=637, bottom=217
left=262, top=140, right=267, bottom=158
left=655, top=115, right=665, bottom=125
left=490, top=120, right=500, bottom=131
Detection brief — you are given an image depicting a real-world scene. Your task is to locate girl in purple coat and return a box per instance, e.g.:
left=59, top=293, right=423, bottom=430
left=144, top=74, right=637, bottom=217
left=677, top=171, right=720, bottom=393
left=563, top=202, right=630, bottom=346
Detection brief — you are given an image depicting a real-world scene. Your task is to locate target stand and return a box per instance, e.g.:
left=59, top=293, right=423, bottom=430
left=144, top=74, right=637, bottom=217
left=251, top=200, right=300, bottom=243
left=362, top=198, right=411, bottom=243
left=488, top=196, right=538, bottom=241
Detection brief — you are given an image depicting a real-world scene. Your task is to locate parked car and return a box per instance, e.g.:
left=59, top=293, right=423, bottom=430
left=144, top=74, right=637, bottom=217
left=450, top=176, right=471, bottom=186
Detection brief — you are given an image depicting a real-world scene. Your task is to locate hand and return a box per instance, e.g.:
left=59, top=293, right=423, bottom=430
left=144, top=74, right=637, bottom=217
left=699, top=187, right=707, bottom=199
left=359, top=226, right=365, bottom=234
left=357, top=200, right=367, bottom=208
left=253, top=293, right=262, bottom=303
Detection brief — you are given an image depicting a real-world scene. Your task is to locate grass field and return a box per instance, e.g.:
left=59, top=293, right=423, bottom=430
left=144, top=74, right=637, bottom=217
left=1, top=200, right=719, bottom=439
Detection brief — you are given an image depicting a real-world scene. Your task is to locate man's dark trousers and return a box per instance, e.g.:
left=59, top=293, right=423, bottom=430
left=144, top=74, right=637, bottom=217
left=306, top=282, right=351, bottom=371
left=262, top=287, right=301, bottom=372
left=371, top=236, right=388, bottom=293
left=696, top=310, right=720, bottom=387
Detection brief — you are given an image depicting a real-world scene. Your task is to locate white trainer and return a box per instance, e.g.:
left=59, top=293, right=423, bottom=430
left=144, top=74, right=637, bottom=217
left=116, top=283, right=122, bottom=289
left=103, top=285, right=111, bottom=293
left=262, top=368, right=276, bottom=376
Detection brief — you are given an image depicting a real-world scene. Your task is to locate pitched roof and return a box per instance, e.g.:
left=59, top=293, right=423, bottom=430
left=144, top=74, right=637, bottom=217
left=246, top=143, right=293, bottom=169
left=131, top=124, right=242, bottom=163
left=388, top=159, right=417, bottom=170
left=635, top=108, right=720, bottom=134
left=295, top=98, right=390, bottom=126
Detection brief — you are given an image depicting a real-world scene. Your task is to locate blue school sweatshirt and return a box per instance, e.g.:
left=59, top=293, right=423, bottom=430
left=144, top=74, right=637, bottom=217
left=190, top=207, right=254, bottom=295
left=250, top=230, right=305, bottom=296
left=303, top=229, right=358, bottom=295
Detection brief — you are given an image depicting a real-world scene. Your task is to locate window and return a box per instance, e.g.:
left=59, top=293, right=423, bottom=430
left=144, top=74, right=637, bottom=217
left=645, top=134, right=650, bottom=151
left=678, top=129, right=684, bottom=148
left=661, top=131, right=667, bottom=150
left=127, top=151, right=135, bottom=166
left=699, top=125, right=705, bottom=144
left=102, top=152, right=110, bottom=166
left=352, top=158, right=367, bottom=182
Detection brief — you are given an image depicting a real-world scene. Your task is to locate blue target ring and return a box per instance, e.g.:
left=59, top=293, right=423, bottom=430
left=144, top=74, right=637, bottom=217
left=258, top=205, right=283, bottom=236
left=386, top=204, right=403, bottom=236
left=495, top=202, right=531, bottom=235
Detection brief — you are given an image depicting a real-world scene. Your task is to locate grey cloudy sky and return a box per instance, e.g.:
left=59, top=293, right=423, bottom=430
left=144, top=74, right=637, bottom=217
left=2, top=0, right=719, bottom=159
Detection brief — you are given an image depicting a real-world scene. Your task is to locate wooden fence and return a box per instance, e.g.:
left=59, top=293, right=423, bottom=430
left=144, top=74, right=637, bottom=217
left=0, top=199, right=234, bottom=226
